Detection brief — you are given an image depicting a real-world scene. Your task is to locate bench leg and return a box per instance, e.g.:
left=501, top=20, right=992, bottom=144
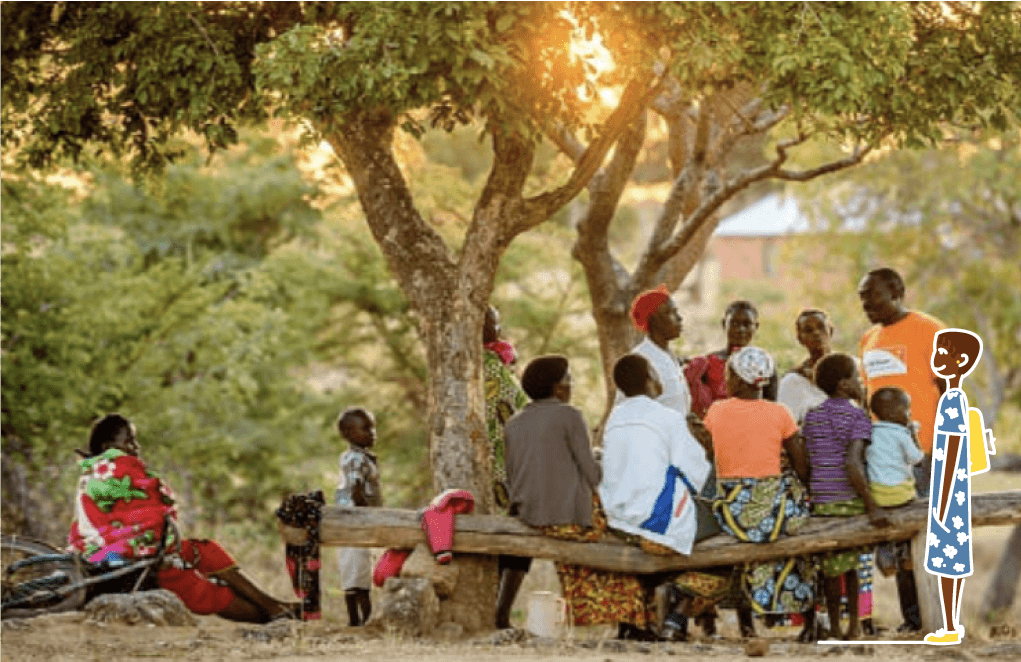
left=911, top=530, right=943, bottom=632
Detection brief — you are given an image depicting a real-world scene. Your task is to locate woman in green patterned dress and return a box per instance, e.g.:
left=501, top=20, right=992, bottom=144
left=483, top=305, right=531, bottom=629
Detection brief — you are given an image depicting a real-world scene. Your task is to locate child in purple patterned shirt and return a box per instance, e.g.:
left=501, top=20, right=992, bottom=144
left=803, top=353, right=890, bottom=640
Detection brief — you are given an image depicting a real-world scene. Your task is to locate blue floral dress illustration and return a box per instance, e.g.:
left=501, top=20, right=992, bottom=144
left=924, top=389, right=973, bottom=578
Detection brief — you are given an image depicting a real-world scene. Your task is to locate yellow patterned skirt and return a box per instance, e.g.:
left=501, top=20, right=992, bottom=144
left=539, top=495, right=651, bottom=627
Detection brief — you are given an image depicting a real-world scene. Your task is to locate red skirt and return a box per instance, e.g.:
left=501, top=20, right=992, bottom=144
left=157, top=539, right=236, bottom=615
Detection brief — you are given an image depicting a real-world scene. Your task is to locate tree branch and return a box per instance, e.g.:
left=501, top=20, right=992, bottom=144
left=575, top=113, right=648, bottom=246
left=775, top=144, right=872, bottom=181
left=646, top=141, right=871, bottom=275
left=457, top=128, right=537, bottom=302
left=649, top=75, right=687, bottom=120
left=546, top=122, right=586, bottom=163
left=648, top=75, right=691, bottom=178
left=324, top=114, right=456, bottom=305
left=187, top=13, right=223, bottom=63
left=517, top=74, right=663, bottom=235
left=712, top=97, right=789, bottom=164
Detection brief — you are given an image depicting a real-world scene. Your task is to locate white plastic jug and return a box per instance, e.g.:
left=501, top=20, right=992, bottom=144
left=526, top=590, right=566, bottom=638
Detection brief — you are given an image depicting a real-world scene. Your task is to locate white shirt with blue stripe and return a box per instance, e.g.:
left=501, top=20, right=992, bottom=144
left=600, top=395, right=711, bottom=555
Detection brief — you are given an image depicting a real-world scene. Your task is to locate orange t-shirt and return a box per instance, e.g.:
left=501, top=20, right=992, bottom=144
left=859, top=311, right=946, bottom=453
left=704, top=398, right=799, bottom=479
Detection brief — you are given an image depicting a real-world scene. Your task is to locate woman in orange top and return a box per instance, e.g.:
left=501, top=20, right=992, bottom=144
left=704, top=347, right=817, bottom=638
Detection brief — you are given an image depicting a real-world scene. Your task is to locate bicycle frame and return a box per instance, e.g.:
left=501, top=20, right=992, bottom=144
left=3, top=515, right=178, bottom=616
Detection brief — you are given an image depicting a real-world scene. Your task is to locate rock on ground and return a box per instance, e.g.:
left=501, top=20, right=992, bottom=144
left=400, top=543, right=460, bottom=599
left=84, top=589, right=197, bottom=626
left=368, top=577, right=439, bottom=637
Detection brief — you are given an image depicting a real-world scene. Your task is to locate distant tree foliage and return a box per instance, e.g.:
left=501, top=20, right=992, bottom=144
left=790, top=129, right=1021, bottom=425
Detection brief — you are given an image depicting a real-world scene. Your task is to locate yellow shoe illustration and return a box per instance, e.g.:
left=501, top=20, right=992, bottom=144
left=923, top=628, right=961, bottom=645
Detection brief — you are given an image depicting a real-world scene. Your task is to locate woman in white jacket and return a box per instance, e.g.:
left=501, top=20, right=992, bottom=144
left=600, top=354, right=719, bottom=641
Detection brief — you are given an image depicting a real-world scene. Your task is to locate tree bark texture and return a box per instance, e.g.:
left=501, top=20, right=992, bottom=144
left=313, top=490, right=1021, bottom=574
left=980, top=523, right=1021, bottom=620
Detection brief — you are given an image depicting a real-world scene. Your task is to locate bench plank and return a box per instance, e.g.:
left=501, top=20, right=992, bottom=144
left=314, top=490, right=1021, bottom=573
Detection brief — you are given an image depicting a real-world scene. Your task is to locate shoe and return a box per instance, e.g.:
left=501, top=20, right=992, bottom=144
left=661, top=613, right=689, bottom=642
left=617, top=623, right=660, bottom=641
left=924, top=628, right=961, bottom=645
left=696, top=610, right=717, bottom=637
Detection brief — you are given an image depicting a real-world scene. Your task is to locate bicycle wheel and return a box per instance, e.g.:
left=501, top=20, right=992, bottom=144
left=1, top=535, right=86, bottom=618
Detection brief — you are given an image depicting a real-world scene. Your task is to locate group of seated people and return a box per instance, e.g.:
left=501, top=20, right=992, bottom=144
left=62, top=281, right=924, bottom=636
left=488, top=289, right=926, bottom=642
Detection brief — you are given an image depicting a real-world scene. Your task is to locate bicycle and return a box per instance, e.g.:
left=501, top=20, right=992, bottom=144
left=2, top=518, right=173, bottom=619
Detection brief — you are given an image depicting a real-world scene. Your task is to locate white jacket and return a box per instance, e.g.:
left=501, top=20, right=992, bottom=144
left=599, top=396, right=711, bottom=555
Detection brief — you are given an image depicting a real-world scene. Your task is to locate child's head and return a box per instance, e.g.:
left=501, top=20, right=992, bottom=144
left=870, top=387, right=912, bottom=426
left=814, top=352, right=863, bottom=400
left=337, top=407, right=376, bottom=448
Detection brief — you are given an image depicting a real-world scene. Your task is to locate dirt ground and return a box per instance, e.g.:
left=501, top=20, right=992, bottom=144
left=3, top=611, right=1020, bottom=662
left=4, top=473, right=1018, bottom=661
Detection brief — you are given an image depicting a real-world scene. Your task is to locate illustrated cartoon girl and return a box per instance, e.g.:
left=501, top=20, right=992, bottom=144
left=923, top=329, right=994, bottom=645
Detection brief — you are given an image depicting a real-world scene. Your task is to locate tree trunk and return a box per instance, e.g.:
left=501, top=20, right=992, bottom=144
left=980, top=524, right=1021, bottom=621
left=420, top=300, right=493, bottom=512
left=325, top=116, right=496, bottom=513
left=322, top=86, right=653, bottom=630
left=325, top=116, right=500, bottom=631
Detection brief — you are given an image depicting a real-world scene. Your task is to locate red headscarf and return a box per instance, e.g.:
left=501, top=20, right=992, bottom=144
left=630, top=285, right=671, bottom=332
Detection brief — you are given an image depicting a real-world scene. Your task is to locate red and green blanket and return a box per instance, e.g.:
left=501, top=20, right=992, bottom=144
left=67, top=449, right=177, bottom=563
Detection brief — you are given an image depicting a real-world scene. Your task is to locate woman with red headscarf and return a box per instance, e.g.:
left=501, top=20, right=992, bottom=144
left=625, top=286, right=692, bottom=416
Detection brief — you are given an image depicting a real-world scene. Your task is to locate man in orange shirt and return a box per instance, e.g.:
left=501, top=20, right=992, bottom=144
left=858, top=267, right=946, bottom=633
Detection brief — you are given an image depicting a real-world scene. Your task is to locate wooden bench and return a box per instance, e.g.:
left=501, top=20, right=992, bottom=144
left=288, top=490, right=1021, bottom=630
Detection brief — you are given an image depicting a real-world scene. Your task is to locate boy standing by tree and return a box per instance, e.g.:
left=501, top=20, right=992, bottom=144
left=335, top=407, right=382, bottom=627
